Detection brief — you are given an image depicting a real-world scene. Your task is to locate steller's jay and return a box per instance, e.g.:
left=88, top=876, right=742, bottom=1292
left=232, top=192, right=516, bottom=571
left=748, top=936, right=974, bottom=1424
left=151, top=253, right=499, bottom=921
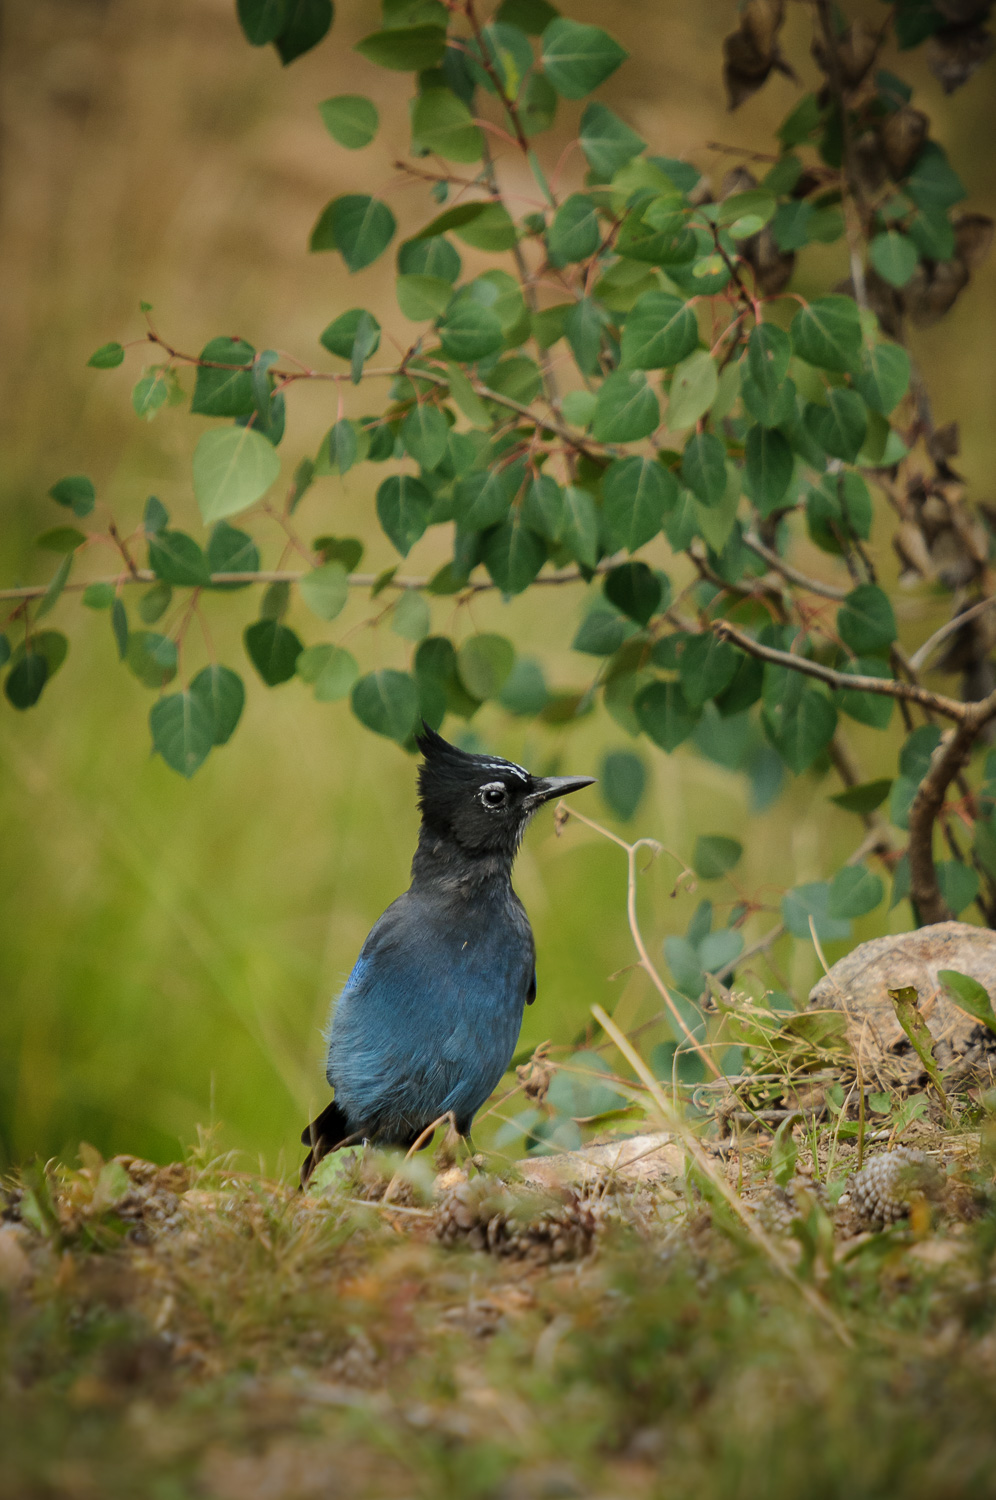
left=300, top=725, right=594, bottom=1184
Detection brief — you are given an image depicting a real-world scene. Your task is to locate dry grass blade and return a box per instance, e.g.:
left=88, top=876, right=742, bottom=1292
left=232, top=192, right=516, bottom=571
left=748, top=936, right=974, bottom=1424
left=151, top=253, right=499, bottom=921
left=591, top=1003, right=855, bottom=1348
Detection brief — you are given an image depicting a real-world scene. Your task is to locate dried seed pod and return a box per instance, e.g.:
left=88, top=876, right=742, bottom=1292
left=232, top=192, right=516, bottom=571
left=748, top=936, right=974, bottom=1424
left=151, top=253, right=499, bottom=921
left=879, top=106, right=930, bottom=178
left=954, top=213, right=995, bottom=272
left=722, top=0, right=792, bottom=109
left=928, top=21, right=994, bottom=91
left=848, top=1148, right=941, bottom=1228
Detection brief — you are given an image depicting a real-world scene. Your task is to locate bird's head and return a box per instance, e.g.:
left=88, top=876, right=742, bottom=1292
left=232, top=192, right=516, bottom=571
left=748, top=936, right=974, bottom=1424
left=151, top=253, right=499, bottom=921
left=414, top=724, right=594, bottom=857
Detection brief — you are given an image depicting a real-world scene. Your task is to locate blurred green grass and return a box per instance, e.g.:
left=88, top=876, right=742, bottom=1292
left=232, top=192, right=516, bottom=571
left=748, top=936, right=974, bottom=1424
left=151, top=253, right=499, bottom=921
left=1, top=0, right=994, bottom=1173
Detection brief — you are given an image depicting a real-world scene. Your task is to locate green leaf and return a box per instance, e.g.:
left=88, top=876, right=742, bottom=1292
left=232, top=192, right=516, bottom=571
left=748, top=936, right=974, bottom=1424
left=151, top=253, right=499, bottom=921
left=681, top=431, right=726, bottom=508
left=548, top=194, right=601, bottom=262
left=828, top=865, right=884, bottom=919
left=495, top=0, right=558, bottom=33
left=34, top=554, right=72, bottom=620
left=604, top=562, right=661, bottom=626
left=320, top=310, right=381, bottom=383
left=782, top=881, right=851, bottom=943
left=888, top=986, right=948, bottom=1104
left=88, top=341, right=125, bottom=369
left=541, top=18, right=627, bottom=98
left=396, top=274, right=453, bottom=322
left=36, top=526, right=86, bottom=553
left=244, top=619, right=303, bottom=685
left=355, top=24, right=446, bottom=70
left=458, top=634, right=515, bottom=699
left=602, top=456, right=675, bottom=552
left=805, top=471, right=873, bottom=553
left=693, top=835, right=742, bottom=880
left=561, top=485, right=599, bottom=567
left=937, top=970, right=996, bottom=1037
left=299, top=561, right=349, bottom=621
left=318, top=94, right=378, bottom=149
left=377, top=474, right=434, bottom=556
left=486, top=356, right=542, bottom=406
left=564, top=297, right=606, bottom=375
left=313, top=535, right=363, bottom=572
left=838, top=584, right=896, bottom=655
left=297, top=644, right=360, bottom=701
left=906, top=142, right=966, bottom=212
left=126, top=631, right=178, bottom=689
left=309, top=194, right=396, bottom=270
left=83, top=582, right=116, bottom=610
left=455, top=459, right=527, bottom=531
left=744, top=425, right=793, bottom=515
left=148, top=530, right=211, bottom=587
left=391, top=589, right=431, bottom=642
left=274, top=0, right=333, bottom=63
left=4, top=653, right=48, bottom=710
left=746, top=322, right=791, bottom=406
left=351, top=668, right=420, bottom=740
left=398, top=235, right=461, bottom=280
left=438, top=300, right=504, bottom=361
left=139, top=583, right=171, bottom=624
left=620, top=292, right=698, bottom=371
left=790, top=296, right=861, bottom=374
left=111, top=599, right=128, bottom=659
left=132, top=366, right=174, bottom=420
left=853, top=342, right=911, bottom=416
left=763, top=669, right=837, bottom=772
left=499, top=658, right=548, bottom=716
left=482, top=516, right=546, bottom=594
left=805, top=389, right=868, bottom=463
left=667, top=349, right=717, bottom=430
left=561, top=389, right=597, bottom=425
left=592, top=370, right=660, bottom=443
left=207, top=521, right=260, bottom=587
left=191, top=336, right=255, bottom=416
left=829, top=778, right=892, bottom=815
left=578, top=100, right=644, bottom=180
left=144, top=495, right=169, bottom=534
left=869, top=230, right=918, bottom=289
left=411, top=88, right=482, bottom=162
left=635, top=680, right=698, bottom=752
left=49, top=474, right=95, bottom=518
left=599, top=749, right=646, bottom=821
left=414, top=201, right=517, bottom=251
left=573, top=607, right=633, bottom=656
left=679, top=634, right=738, bottom=708
left=522, top=473, right=564, bottom=541
left=193, top=426, right=280, bottom=523
left=718, top=188, right=776, bottom=238
left=401, top=404, right=449, bottom=471
left=149, top=691, right=214, bottom=778
left=937, top=861, right=979, bottom=917
left=237, top=0, right=289, bottom=46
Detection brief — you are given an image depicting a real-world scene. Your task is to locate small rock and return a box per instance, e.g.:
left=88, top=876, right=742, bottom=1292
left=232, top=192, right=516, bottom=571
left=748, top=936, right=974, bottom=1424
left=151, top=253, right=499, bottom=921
left=808, top=921, right=996, bottom=1084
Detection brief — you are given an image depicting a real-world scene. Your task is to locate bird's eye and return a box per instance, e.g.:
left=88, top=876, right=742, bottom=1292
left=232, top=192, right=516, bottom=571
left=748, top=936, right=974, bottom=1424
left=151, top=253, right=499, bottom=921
left=480, top=782, right=508, bottom=809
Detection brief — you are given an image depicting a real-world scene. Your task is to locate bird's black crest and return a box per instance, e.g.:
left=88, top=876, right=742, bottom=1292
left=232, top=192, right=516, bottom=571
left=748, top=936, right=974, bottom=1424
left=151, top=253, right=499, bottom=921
left=414, top=723, right=532, bottom=848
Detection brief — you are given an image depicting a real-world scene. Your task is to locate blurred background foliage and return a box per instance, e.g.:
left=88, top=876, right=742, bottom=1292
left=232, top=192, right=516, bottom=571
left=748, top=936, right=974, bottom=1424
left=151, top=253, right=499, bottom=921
left=1, top=0, right=993, bottom=1172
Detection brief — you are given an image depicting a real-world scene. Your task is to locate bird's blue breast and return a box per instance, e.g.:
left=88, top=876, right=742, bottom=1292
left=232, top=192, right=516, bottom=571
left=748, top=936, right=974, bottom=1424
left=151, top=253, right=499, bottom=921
left=325, top=885, right=534, bottom=1143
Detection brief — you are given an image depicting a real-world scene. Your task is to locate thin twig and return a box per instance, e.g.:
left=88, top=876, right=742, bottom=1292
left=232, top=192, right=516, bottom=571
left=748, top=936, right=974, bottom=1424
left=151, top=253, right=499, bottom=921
left=741, top=533, right=848, bottom=602
left=908, top=595, right=996, bottom=673
left=559, top=805, right=721, bottom=1078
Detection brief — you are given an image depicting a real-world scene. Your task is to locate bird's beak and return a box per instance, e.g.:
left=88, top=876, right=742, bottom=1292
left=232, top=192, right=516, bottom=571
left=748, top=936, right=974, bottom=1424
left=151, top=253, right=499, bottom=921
left=525, top=775, right=596, bottom=809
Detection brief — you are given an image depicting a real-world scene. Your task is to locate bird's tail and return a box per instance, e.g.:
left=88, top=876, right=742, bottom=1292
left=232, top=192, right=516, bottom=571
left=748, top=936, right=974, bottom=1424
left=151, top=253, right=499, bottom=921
left=299, top=1099, right=352, bottom=1188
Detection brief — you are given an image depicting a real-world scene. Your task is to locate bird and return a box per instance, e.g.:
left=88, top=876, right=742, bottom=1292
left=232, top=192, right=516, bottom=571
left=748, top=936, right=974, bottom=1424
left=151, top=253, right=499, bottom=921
left=300, top=724, right=594, bottom=1185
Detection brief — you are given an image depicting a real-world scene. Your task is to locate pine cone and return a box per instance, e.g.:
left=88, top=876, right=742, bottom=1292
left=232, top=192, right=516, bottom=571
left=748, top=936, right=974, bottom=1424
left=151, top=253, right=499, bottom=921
left=435, top=1179, right=596, bottom=1263
left=758, top=1177, right=828, bottom=1235
left=848, top=1148, right=941, bottom=1228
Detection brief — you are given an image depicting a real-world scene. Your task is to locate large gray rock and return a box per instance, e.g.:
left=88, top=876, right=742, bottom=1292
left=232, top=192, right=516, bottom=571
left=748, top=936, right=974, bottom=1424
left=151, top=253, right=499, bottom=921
left=808, top=921, right=996, bottom=1085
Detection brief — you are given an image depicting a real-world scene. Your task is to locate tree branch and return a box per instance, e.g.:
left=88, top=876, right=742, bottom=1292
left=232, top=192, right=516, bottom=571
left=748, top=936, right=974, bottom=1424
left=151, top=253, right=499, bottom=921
left=742, top=532, right=848, bottom=602
left=0, top=562, right=613, bottom=604
left=713, top=619, right=970, bottom=721
left=908, top=693, right=996, bottom=923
